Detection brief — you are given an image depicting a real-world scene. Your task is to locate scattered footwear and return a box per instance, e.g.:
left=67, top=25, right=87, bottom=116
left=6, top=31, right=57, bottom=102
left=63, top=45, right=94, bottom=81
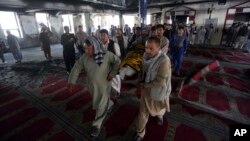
left=90, top=127, right=101, bottom=138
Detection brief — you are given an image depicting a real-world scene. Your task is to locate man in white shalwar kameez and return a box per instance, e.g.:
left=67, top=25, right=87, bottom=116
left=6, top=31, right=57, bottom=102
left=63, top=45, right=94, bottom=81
left=134, top=36, right=172, bottom=141
left=68, top=36, right=120, bottom=137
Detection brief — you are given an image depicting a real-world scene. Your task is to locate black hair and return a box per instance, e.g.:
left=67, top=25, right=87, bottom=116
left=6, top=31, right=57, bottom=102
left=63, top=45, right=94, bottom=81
left=156, top=24, right=165, bottom=30
left=84, top=39, right=92, bottom=45
left=177, top=25, right=185, bottom=30
left=136, top=27, right=141, bottom=31
left=147, top=36, right=161, bottom=46
left=99, top=29, right=109, bottom=35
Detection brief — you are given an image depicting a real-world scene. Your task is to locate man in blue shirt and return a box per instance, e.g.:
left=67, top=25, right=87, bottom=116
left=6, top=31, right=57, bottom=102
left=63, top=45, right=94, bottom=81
left=170, top=26, right=187, bottom=76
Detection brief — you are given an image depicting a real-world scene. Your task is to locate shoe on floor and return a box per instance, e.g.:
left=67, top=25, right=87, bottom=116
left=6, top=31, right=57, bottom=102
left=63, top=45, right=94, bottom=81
left=134, top=134, right=143, bottom=141
left=90, top=127, right=101, bottom=138
left=156, top=116, right=163, bottom=126
left=107, top=105, right=114, bottom=115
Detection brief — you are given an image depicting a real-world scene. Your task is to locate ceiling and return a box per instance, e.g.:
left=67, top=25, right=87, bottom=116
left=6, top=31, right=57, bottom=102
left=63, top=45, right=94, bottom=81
left=0, top=0, right=238, bottom=14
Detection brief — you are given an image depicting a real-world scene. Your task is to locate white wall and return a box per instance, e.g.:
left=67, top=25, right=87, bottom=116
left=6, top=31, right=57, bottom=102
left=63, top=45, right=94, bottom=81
left=195, top=9, right=227, bottom=45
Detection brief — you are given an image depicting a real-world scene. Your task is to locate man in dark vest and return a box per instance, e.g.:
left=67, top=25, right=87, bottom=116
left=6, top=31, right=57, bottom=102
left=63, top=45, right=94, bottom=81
left=99, top=29, right=121, bottom=97
left=61, top=26, right=76, bottom=74
left=99, top=29, right=121, bottom=57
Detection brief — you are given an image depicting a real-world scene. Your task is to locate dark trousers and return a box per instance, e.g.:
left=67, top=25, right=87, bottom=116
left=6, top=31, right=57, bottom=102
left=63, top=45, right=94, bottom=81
left=172, top=47, right=184, bottom=73
left=63, top=50, right=75, bottom=73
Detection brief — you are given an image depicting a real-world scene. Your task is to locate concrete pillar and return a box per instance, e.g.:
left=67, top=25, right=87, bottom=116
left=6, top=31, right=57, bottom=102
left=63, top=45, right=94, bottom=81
left=139, top=0, right=147, bottom=27
left=119, top=13, right=123, bottom=29
left=84, top=13, right=91, bottom=35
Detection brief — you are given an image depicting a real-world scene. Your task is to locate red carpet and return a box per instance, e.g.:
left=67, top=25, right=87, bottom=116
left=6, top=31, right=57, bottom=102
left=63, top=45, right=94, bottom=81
left=205, top=74, right=224, bottom=86
left=235, top=97, right=250, bottom=118
left=40, top=76, right=61, bottom=87
left=202, top=51, right=213, bottom=58
left=226, top=56, right=242, bottom=63
left=0, top=91, right=19, bottom=104
left=180, top=85, right=200, bottom=102
left=0, top=83, right=9, bottom=89
left=206, top=89, right=230, bottom=111
left=195, top=63, right=206, bottom=70
left=171, top=79, right=180, bottom=93
left=51, top=85, right=84, bottom=101
left=121, top=83, right=136, bottom=91
left=227, top=77, right=250, bottom=92
left=223, top=51, right=234, bottom=56
left=223, top=67, right=240, bottom=75
left=136, top=87, right=141, bottom=98
left=66, top=91, right=92, bottom=111
left=47, top=131, right=75, bottom=141
left=0, top=85, right=13, bottom=94
left=104, top=104, right=139, bottom=138
left=182, top=105, right=206, bottom=116
left=177, top=102, right=239, bottom=126
left=143, top=117, right=168, bottom=141
left=0, top=99, right=29, bottom=118
left=174, top=124, right=206, bottom=141
left=245, top=69, right=250, bottom=78
left=234, top=51, right=250, bottom=57
left=0, top=107, right=40, bottom=135
left=214, top=55, right=226, bottom=61
left=7, top=118, right=54, bottom=141
left=42, top=80, right=68, bottom=94
left=188, top=49, right=250, bottom=64
left=82, top=107, right=96, bottom=123
left=239, top=57, right=250, bottom=63
left=182, top=60, right=193, bottom=68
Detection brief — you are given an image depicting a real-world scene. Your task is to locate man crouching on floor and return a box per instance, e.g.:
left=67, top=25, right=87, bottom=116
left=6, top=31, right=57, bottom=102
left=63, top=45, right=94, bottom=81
left=134, top=36, right=172, bottom=141
left=68, top=36, right=120, bottom=138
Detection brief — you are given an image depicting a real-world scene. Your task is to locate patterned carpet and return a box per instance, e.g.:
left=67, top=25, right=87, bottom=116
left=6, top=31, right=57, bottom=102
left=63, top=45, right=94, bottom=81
left=0, top=47, right=250, bottom=141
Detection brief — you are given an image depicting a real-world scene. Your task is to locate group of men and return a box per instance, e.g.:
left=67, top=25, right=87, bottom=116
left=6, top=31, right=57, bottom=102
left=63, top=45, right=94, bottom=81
left=0, top=30, right=23, bottom=64
left=226, top=22, right=249, bottom=50
left=67, top=35, right=172, bottom=141
left=64, top=23, right=192, bottom=141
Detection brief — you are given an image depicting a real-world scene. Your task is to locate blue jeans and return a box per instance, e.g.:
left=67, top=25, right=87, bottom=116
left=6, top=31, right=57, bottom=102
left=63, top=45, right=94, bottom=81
left=245, top=39, right=250, bottom=53
left=172, top=47, right=184, bottom=73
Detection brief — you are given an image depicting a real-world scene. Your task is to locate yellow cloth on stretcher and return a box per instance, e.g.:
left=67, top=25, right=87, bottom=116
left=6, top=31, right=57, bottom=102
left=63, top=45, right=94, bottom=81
left=120, top=44, right=145, bottom=72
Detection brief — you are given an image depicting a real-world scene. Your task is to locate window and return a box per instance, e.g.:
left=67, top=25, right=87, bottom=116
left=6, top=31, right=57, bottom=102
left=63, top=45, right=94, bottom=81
left=0, top=11, right=23, bottom=38
left=35, top=13, right=50, bottom=32
left=93, top=14, right=101, bottom=32
left=123, top=15, right=135, bottom=29
left=92, top=14, right=120, bottom=31
left=186, top=16, right=190, bottom=25
left=146, top=14, right=151, bottom=25
left=62, top=14, right=75, bottom=33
